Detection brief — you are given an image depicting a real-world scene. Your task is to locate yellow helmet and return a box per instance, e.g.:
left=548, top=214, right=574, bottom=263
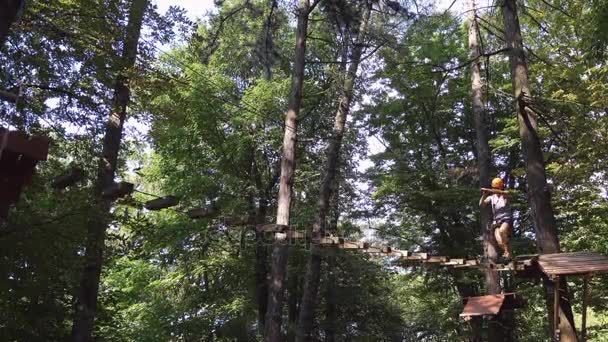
left=491, top=177, right=505, bottom=189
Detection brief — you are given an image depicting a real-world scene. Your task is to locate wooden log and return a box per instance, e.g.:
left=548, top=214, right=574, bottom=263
left=51, top=167, right=85, bottom=189
left=101, top=181, right=134, bottom=200
left=144, top=195, right=179, bottom=210
left=481, top=188, right=511, bottom=195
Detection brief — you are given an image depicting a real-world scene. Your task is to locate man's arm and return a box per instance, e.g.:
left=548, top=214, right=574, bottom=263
left=479, top=191, right=492, bottom=207
left=481, top=188, right=511, bottom=196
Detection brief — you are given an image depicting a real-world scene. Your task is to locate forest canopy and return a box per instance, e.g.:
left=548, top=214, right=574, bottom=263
left=1, top=0, right=608, bottom=341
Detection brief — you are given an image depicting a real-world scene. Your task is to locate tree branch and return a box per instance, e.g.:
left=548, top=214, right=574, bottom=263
left=432, top=48, right=509, bottom=73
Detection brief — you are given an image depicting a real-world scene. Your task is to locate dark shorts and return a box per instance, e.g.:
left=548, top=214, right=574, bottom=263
left=493, top=218, right=513, bottom=227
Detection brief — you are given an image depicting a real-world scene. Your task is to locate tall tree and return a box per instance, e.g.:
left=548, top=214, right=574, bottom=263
left=0, top=0, right=23, bottom=46
left=296, top=1, right=372, bottom=340
left=266, top=0, right=316, bottom=340
left=467, top=0, right=506, bottom=339
left=501, top=0, right=577, bottom=340
left=71, top=0, right=148, bottom=340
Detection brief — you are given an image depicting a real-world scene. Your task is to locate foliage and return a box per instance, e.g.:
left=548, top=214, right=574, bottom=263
left=1, top=0, right=608, bottom=340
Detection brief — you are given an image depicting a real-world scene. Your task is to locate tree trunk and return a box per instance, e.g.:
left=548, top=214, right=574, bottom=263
left=71, top=1, right=147, bottom=340
left=265, top=1, right=313, bottom=340
left=295, top=3, right=372, bottom=341
left=323, top=257, right=337, bottom=342
left=255, top=188, right=270, bottom=334
left=467, top=1, right=506, bottom=340
left=324, top=187, right=340, bottom=342
left=501, top=1, right=577, bottom=341
left=0, top=0, right=23, bottom=46
left=287, top=272, right=299, bottom=342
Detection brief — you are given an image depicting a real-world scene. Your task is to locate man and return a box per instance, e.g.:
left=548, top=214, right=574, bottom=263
left=480, top=177, right=513, bottom=259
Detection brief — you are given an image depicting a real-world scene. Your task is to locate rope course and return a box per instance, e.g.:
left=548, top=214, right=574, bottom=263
left=6, top=7, right=608, bottom=341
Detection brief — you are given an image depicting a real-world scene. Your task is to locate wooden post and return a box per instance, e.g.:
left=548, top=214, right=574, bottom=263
left=553, top=276, right=560, bottom=342
left=581, top=275, right=590, bottom=342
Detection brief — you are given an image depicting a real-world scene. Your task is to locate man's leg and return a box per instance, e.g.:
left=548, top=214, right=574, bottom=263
left=498, top=222, right=512, bottom=258
left=494, top=227, right=505, bottom=255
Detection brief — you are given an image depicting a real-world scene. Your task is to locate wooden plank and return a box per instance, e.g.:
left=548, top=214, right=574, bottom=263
left=540, top=259, right=608, bottom=266
left=454, top=260, right=479, bottom=268
left=460, top=294, right=505, bottom=317
left=425, top=256, right=449, bottom=263
left=51, top=167, right=85, bottom=189
left=536, top=252, right=608, bottom=276
left=540, top=262, right=608, bottom=271
left=0, top=129, right=50, bottom=161
left=440, top=258, right=466, bottom=266
left=542, top=268, right=608, bottom=276
left=540, top=258, right=608, bottom=266
left=441, top=261, right=460, bottom=266
left=286, top=230, right=306, bottom=239
left=144, top=196, right=179, bottom=210
left=338, top=241, right=361, bottom=249
left=365, top=246, right=383, bottom=254
left=514, top=254, right=539, bottom=260
left=317, top=236, right=342, bottom=245
left=101, top=181, right=134, bottom=200
left=405, top=252, right=428, bottom=261
left=389, top=250, right=408, bottom=257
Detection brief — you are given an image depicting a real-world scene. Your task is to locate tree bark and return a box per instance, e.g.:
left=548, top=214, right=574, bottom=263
left=467, top=1, right=506, bottom=340
left=323, top=257, right=337, bottom=342
left=71, top=1, right=147, bottom=341
left=254, top=196, right=269, bottom=334
left=287, top=272, right=300, bottom=342
left=501, top=0, right=577, bottom=341
left=265, top=0, right=313, bottom=340
left=295, top=3, right=372, bottom=341
left=0, top=0, right=23, bottom=47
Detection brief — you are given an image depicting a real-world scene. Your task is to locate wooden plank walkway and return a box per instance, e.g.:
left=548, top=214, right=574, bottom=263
left=255, top=226, right=535, bottom=273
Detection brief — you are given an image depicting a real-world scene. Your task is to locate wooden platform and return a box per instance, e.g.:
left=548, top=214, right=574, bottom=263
left=536, top=251, right=608, bottom=278
left=460, top=293, right=524, bottom=318
left=0, top=129, right=50, bottom=219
